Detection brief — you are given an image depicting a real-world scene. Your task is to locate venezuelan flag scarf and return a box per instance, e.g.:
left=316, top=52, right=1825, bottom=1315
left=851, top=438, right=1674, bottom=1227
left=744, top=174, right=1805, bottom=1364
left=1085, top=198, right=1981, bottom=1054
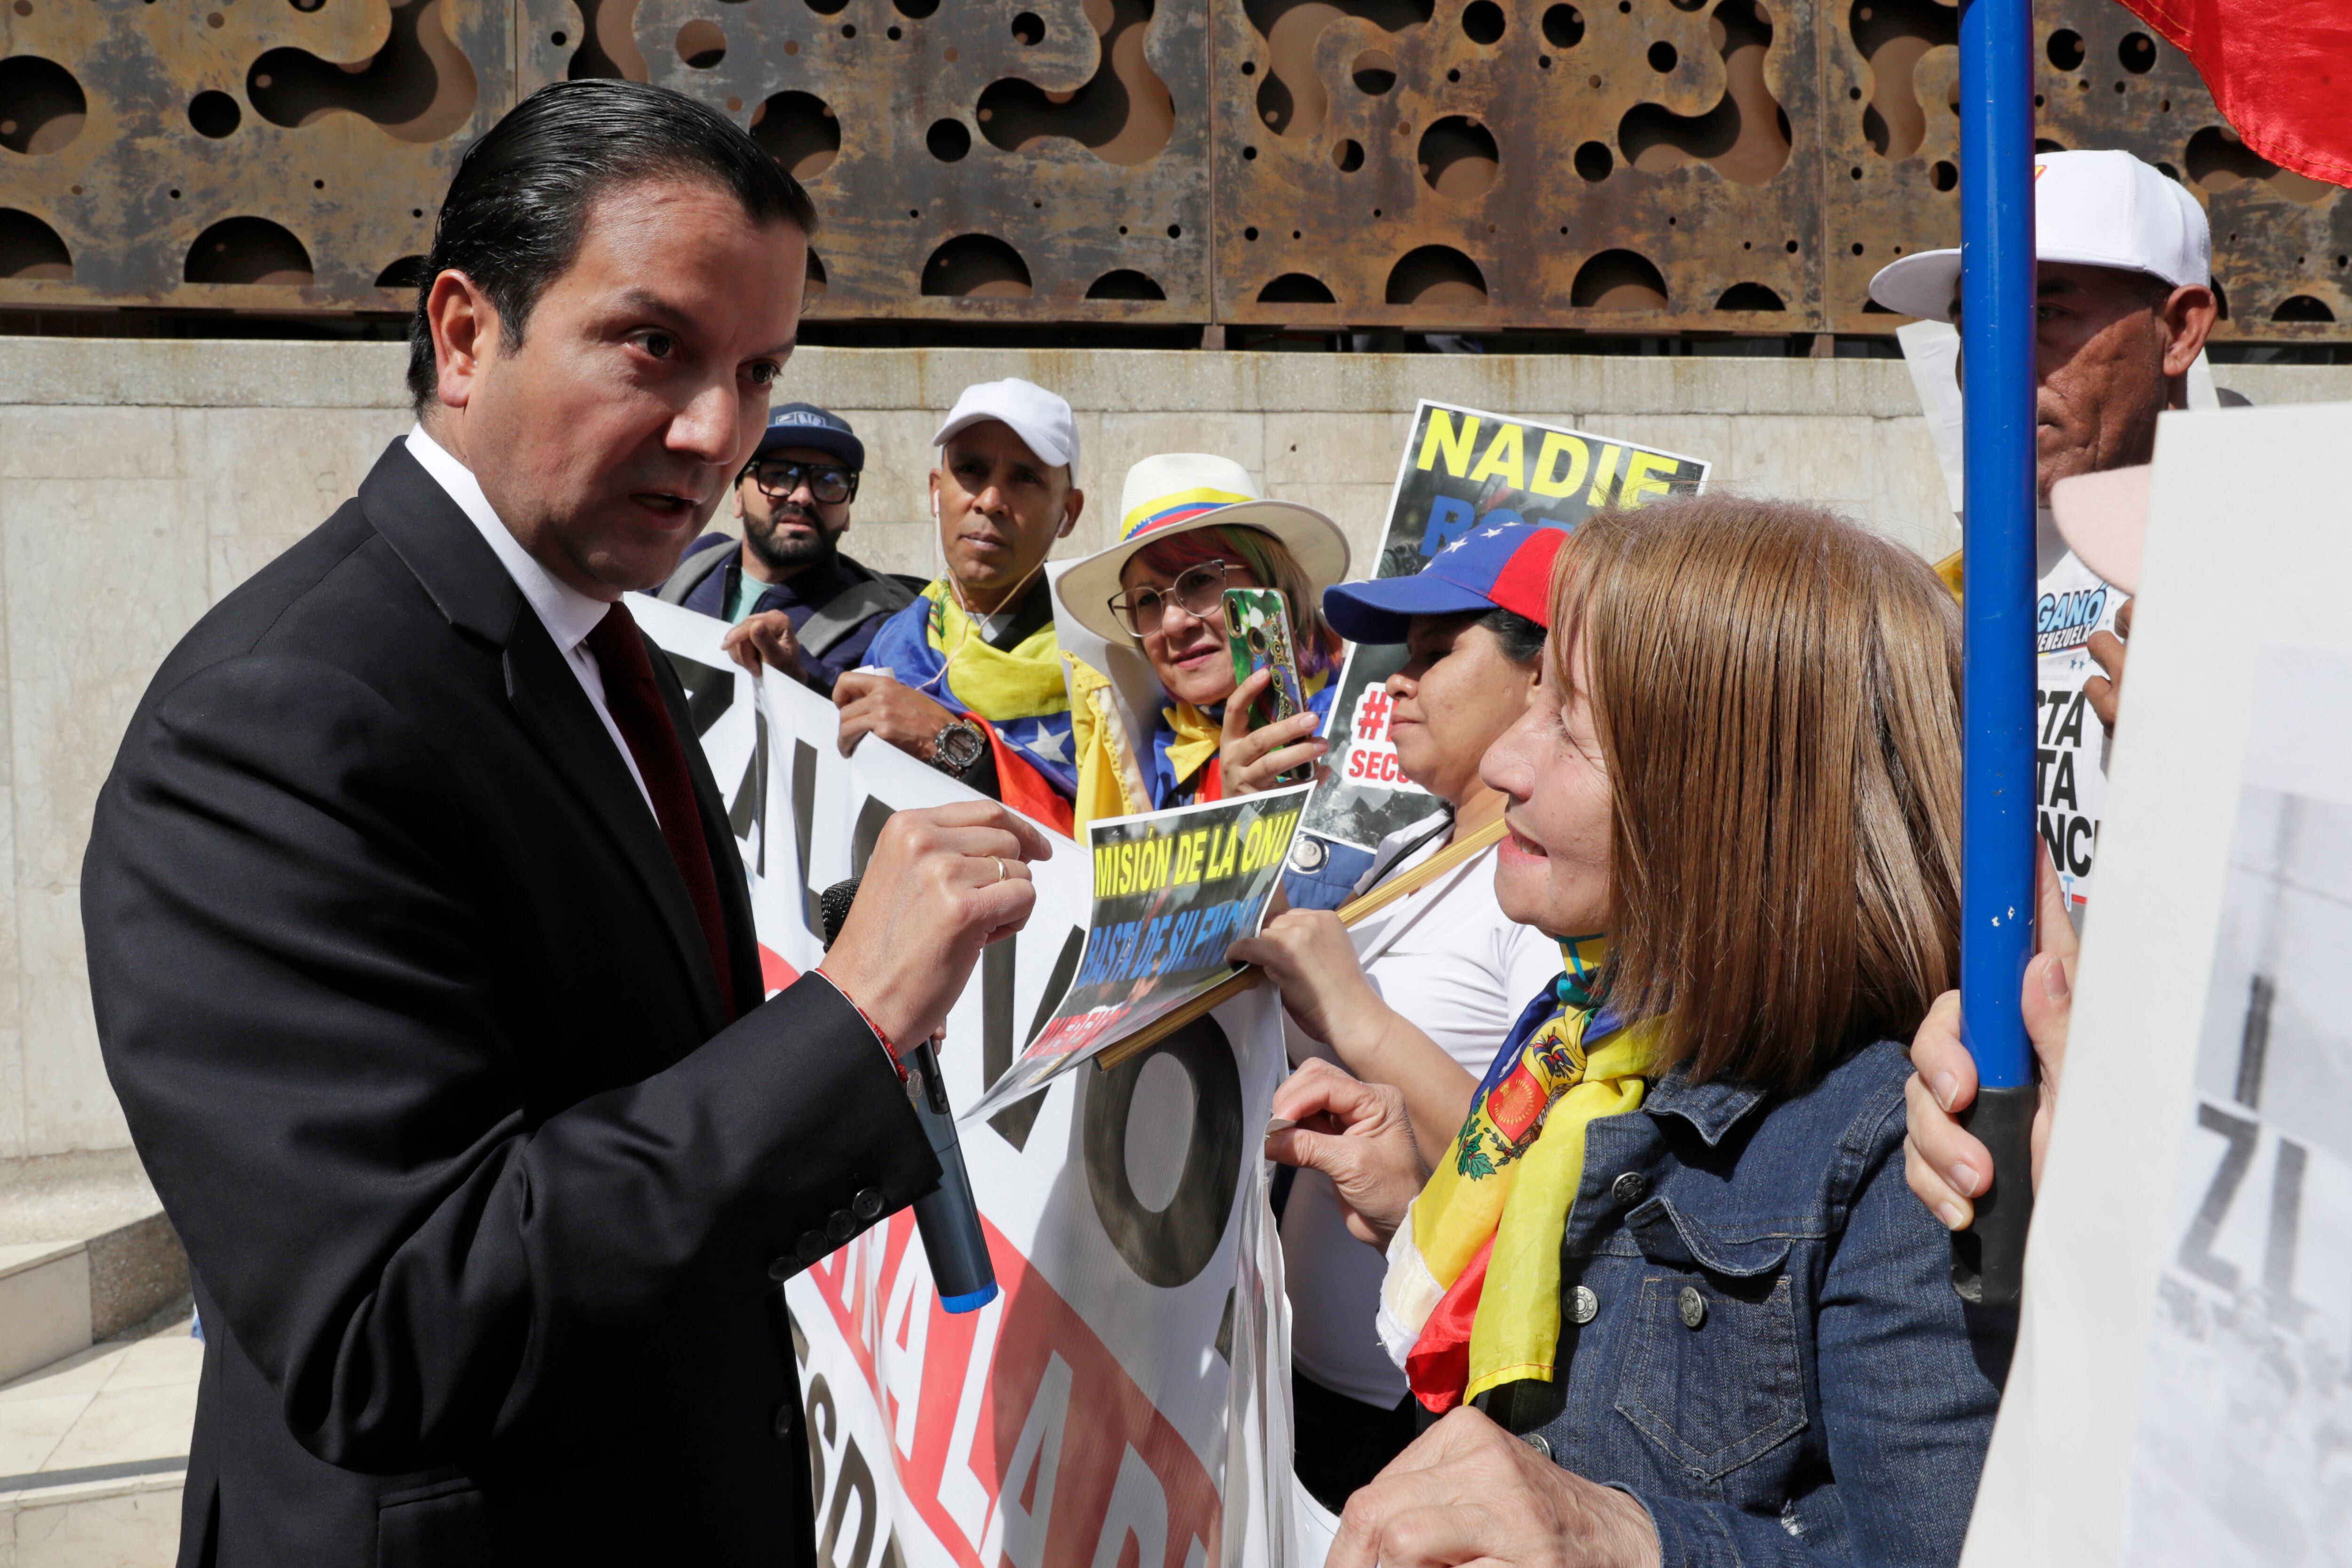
left=1377, top=937, right=1659, bottom=1411
left=864, top=582, right=1079, bottom=815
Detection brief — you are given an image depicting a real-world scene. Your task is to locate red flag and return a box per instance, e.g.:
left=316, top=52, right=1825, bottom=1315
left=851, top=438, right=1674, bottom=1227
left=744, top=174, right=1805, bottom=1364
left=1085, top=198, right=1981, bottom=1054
left=2116, top=0, right=2352, bottom=188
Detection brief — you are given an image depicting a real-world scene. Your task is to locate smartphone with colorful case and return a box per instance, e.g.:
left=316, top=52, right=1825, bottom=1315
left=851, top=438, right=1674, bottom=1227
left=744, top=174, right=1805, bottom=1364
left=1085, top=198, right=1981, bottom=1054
left=1223, top=587, right=1312, bottom=782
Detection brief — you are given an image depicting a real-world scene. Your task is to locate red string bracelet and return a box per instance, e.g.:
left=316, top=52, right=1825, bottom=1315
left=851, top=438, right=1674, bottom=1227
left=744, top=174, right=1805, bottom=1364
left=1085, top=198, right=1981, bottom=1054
left=815, top=967, right=906, bottom=1081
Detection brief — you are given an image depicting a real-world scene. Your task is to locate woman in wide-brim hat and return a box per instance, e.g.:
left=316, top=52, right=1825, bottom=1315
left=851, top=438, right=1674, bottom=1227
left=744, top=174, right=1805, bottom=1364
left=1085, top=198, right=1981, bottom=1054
left=1054, top=453, right=1351, bottom=829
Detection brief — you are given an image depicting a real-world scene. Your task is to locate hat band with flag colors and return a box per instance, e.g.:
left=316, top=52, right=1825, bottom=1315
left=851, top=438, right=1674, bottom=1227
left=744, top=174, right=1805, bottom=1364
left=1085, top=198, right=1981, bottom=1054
left=1122, top=486, right=1258, bottom=539
left=1057, top=452, right=1351, bottom=647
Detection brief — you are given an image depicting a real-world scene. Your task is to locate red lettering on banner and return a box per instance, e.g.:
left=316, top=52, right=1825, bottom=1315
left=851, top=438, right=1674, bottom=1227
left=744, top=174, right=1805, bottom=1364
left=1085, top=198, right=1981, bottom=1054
left=761, top=943, right=799, bottom=995
left=1339, top=685, right=1428, bottom=795
left=803, top=1213, right=1219, bottom=1568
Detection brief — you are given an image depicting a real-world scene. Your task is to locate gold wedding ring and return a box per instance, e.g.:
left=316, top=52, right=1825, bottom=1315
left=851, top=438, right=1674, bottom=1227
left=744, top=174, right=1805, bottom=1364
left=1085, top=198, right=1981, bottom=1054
left=991, top=856, right=1007, bottom=883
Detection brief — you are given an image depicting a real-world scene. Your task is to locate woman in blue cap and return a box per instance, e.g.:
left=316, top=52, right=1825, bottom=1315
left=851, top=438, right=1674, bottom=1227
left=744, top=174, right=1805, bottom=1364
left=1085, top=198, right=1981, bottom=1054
left=1228, top=522, right=1573, bottom=1511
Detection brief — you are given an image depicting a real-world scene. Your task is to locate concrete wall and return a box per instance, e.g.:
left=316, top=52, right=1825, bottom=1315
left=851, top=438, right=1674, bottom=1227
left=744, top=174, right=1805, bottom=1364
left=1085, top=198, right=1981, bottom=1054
left=4, top=338, right=2347, bottom=1155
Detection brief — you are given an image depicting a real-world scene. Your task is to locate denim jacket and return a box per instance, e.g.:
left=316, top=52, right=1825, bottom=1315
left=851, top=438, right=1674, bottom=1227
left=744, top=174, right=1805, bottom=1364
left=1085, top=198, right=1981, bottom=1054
left=1515, top=1039, right=2016, bottom=1567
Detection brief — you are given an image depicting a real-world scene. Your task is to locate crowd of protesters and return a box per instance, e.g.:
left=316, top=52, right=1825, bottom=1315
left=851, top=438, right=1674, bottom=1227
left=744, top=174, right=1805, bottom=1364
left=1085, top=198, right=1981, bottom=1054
left=91, top=71, right=2218, bottom=1568
left=647, top=135, right=2207, bottom=1568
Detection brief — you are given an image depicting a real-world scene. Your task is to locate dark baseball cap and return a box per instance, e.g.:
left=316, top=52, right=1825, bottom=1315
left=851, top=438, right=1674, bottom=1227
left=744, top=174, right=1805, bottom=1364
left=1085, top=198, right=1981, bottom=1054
left=753, top=402, right=864, bottom=470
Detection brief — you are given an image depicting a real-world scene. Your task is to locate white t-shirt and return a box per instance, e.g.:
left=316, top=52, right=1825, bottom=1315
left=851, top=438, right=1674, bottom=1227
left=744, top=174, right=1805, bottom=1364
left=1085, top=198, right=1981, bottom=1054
left=2034, top=510, right=2124, bottom=921
left=1279, top=816, right=1565, bottom=1408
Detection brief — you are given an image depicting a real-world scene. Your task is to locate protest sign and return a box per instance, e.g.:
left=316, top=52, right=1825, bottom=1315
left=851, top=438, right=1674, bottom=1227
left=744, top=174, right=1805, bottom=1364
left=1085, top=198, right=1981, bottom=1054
left=2118, top=645, right=2352, bottom=1564
left=625, top=596, right=1311, bottom=1568
left=972, top=787, right=1310, bottom=1121
left=1957, top=401, right=2352, bottom=1567
left=1297, top=401, right=1708, bottom=855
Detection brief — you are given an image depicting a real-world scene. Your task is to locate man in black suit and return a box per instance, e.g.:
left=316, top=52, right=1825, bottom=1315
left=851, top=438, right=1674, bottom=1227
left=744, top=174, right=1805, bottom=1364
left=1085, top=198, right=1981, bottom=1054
left=81, top=80, right=1046, bottom=1567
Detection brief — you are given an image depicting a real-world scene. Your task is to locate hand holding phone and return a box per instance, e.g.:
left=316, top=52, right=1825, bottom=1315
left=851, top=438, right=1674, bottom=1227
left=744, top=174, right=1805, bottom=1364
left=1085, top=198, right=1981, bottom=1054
left=1224, top=588, right=1312, bottom=786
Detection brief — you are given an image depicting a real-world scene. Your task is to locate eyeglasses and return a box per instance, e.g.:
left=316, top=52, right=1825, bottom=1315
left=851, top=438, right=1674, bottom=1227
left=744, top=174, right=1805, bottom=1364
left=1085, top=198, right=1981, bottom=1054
left=1109, top=559, right=1233, bottom=638
left=746, top=459, right=859, bottom=506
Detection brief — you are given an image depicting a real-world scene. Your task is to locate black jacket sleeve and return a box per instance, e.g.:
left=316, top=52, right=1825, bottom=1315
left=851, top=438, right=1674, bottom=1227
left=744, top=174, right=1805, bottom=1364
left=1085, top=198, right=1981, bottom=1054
left=83, top=652, right=938, bottom=1475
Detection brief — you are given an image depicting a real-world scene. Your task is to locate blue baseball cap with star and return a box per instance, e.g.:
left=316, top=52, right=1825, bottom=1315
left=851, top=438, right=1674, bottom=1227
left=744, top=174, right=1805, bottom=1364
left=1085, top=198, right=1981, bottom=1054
left=753, top=402, right=864, bottom=471
left=1321, top=520, right=1571, bottom=644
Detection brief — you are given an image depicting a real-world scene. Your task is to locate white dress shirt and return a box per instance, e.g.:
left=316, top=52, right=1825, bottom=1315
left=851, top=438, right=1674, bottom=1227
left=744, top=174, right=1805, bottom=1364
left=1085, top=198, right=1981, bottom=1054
left=405, top=426, right=658, bottom=821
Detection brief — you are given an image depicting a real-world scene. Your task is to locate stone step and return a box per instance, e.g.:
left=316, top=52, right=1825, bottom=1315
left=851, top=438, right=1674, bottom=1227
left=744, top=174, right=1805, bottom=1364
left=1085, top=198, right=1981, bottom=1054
left=0, top=1242, right=91, bottom=1389
left=0, top=1317, right=198, bottom=1568
left=0, top=1153, right=190, bottom=1388
left=0, top=1466, right=184, bottom=1567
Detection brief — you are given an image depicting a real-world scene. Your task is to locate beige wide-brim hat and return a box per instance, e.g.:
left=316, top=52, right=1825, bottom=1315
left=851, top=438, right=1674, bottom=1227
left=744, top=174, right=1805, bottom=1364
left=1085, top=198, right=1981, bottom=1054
left=1057, top=452, right=1351, bottom=645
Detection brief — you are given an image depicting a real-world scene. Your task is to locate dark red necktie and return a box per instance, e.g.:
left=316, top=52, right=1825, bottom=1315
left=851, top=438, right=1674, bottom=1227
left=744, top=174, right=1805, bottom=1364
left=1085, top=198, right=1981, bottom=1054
left=583, top=602, right=736, bottom=1019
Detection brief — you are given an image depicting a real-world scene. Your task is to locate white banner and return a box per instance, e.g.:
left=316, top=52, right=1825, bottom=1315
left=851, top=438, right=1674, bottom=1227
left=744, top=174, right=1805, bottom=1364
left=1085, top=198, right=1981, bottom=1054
left=628, top=596, right=1318, bottom=1568
left=1956, top=403, right=2352, bottom=1565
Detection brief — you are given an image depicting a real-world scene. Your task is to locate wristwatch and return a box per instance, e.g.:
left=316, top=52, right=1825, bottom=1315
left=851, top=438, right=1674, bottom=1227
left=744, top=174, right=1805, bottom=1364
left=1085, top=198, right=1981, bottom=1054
left=930, top=717, right=987, bottom=776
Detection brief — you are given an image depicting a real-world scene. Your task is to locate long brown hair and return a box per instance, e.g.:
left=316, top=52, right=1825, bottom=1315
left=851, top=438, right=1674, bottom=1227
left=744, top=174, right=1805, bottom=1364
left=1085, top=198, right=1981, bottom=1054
left=1550, top=496, right=1963, bottom=1091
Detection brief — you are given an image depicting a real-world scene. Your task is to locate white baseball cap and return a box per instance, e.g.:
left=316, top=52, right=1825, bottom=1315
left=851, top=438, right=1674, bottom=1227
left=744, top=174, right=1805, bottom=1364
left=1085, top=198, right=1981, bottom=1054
left=933, top=378, right=1080, bottom=479
left=1868, top=150, right=2212, bottom=321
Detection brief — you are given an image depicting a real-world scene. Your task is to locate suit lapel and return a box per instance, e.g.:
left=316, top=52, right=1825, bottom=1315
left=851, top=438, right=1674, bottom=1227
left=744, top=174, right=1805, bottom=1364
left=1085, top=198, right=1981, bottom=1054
left=503, top=623, right=730, bottom=1035
left=359, top=441, right=730, bottom=1036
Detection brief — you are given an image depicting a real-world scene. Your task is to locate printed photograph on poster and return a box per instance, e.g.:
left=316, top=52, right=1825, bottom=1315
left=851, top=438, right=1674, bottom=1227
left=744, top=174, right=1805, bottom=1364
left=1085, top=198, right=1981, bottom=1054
left=969, top=784, right=1311, bottom=1120
left=1298, top=399, right=1708, bottom=855
left=2122, top=642, right=2352, bottom=1567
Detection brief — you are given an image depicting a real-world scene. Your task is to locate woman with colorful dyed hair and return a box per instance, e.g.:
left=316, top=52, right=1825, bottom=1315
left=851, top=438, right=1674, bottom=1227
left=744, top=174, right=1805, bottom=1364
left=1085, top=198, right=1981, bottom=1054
left=1054, top=454, right=1350, bottom=828
left=1263, top=495, right=2011, bottom=1567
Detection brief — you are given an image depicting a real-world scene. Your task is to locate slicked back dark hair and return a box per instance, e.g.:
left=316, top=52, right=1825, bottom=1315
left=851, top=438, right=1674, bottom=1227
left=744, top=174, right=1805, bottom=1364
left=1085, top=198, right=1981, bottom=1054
left=406, top=79, right=817, bottom=410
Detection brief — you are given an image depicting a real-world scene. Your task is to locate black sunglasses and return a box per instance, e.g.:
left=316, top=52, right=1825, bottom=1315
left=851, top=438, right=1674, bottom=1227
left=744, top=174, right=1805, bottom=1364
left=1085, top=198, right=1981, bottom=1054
left=745, top=458, right=859, bottom=506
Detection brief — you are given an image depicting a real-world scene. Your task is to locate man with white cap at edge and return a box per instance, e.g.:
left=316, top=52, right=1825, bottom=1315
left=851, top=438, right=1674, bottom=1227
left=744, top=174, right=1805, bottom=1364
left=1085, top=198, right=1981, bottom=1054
left=1868, top=147, right=2217, bottom=921
left=841, top=378, right=1087, bottom=833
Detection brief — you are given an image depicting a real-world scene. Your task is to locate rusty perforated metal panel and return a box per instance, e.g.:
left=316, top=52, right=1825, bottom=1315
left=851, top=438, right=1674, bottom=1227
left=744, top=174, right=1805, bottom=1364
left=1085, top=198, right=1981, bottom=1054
left=0, top=0, right=2343, bottom=339
left=0, top=0, right=511, bottom=310
left=1214, top=0, right=1828, bottom=331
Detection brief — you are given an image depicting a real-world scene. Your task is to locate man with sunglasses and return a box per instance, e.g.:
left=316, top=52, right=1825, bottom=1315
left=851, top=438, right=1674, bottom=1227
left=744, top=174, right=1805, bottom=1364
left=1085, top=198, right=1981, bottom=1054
left=661, top=401, right=914, bottom=694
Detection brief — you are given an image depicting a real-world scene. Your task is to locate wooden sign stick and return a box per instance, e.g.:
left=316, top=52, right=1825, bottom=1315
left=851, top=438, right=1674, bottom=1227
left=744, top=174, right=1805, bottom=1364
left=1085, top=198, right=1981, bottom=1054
left=1092, top=817, right=1509, bottom=1071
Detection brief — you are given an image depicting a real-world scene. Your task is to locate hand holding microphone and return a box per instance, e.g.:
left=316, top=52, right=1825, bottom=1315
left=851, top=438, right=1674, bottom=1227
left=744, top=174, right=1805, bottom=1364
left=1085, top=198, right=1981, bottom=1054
left=816, top=801, right=1048, bottom=1313
left=819, top=801, right=1049, bottom=1049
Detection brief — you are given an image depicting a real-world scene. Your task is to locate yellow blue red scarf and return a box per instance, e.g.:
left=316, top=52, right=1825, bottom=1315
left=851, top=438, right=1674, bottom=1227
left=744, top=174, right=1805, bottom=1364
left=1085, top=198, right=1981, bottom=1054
left=864, top=581, right=1077, bottom=798
left=1378, top=938, right=1659, bottom=1410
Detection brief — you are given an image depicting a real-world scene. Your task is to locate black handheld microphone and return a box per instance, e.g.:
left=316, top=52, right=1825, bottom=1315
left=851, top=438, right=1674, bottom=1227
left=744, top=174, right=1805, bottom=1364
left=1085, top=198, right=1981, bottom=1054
left=819, top=878, right=1000, bottom=1313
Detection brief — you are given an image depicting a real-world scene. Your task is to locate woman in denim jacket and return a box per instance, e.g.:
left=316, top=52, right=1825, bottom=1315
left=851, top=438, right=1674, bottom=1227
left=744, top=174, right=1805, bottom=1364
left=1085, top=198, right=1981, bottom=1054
left=1263, top=496, right=2014, bottom=1566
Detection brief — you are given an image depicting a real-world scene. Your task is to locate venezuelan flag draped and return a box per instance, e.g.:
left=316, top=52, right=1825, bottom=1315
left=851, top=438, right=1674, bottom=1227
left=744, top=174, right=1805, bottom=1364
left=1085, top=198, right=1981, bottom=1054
left=1378, top=938, right=1660, bottom=1412
left=864, top=583, right=1078, bottom=831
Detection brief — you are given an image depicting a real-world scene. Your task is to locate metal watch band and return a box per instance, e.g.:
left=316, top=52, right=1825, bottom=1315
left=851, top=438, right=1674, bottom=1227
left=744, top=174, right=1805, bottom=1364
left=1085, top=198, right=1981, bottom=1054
left=930, top=718, right=986, bottom=776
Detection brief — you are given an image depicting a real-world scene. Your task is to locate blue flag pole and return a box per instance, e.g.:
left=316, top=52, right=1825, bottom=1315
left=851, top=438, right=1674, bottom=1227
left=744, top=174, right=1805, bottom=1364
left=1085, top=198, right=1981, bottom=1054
left=1952, top=0, right=2040, bottom=1307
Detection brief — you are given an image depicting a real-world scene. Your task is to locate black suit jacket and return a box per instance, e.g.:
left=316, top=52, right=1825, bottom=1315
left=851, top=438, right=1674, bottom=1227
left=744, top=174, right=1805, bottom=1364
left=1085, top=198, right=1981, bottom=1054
left=82, top=442, right=939, bottom=1568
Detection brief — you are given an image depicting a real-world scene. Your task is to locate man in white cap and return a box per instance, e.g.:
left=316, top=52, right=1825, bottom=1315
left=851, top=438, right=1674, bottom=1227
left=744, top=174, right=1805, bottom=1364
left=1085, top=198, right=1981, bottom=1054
left=1869, top=148, right=2217, bottom=918
left=843, top=378, right=1086, bottom=830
